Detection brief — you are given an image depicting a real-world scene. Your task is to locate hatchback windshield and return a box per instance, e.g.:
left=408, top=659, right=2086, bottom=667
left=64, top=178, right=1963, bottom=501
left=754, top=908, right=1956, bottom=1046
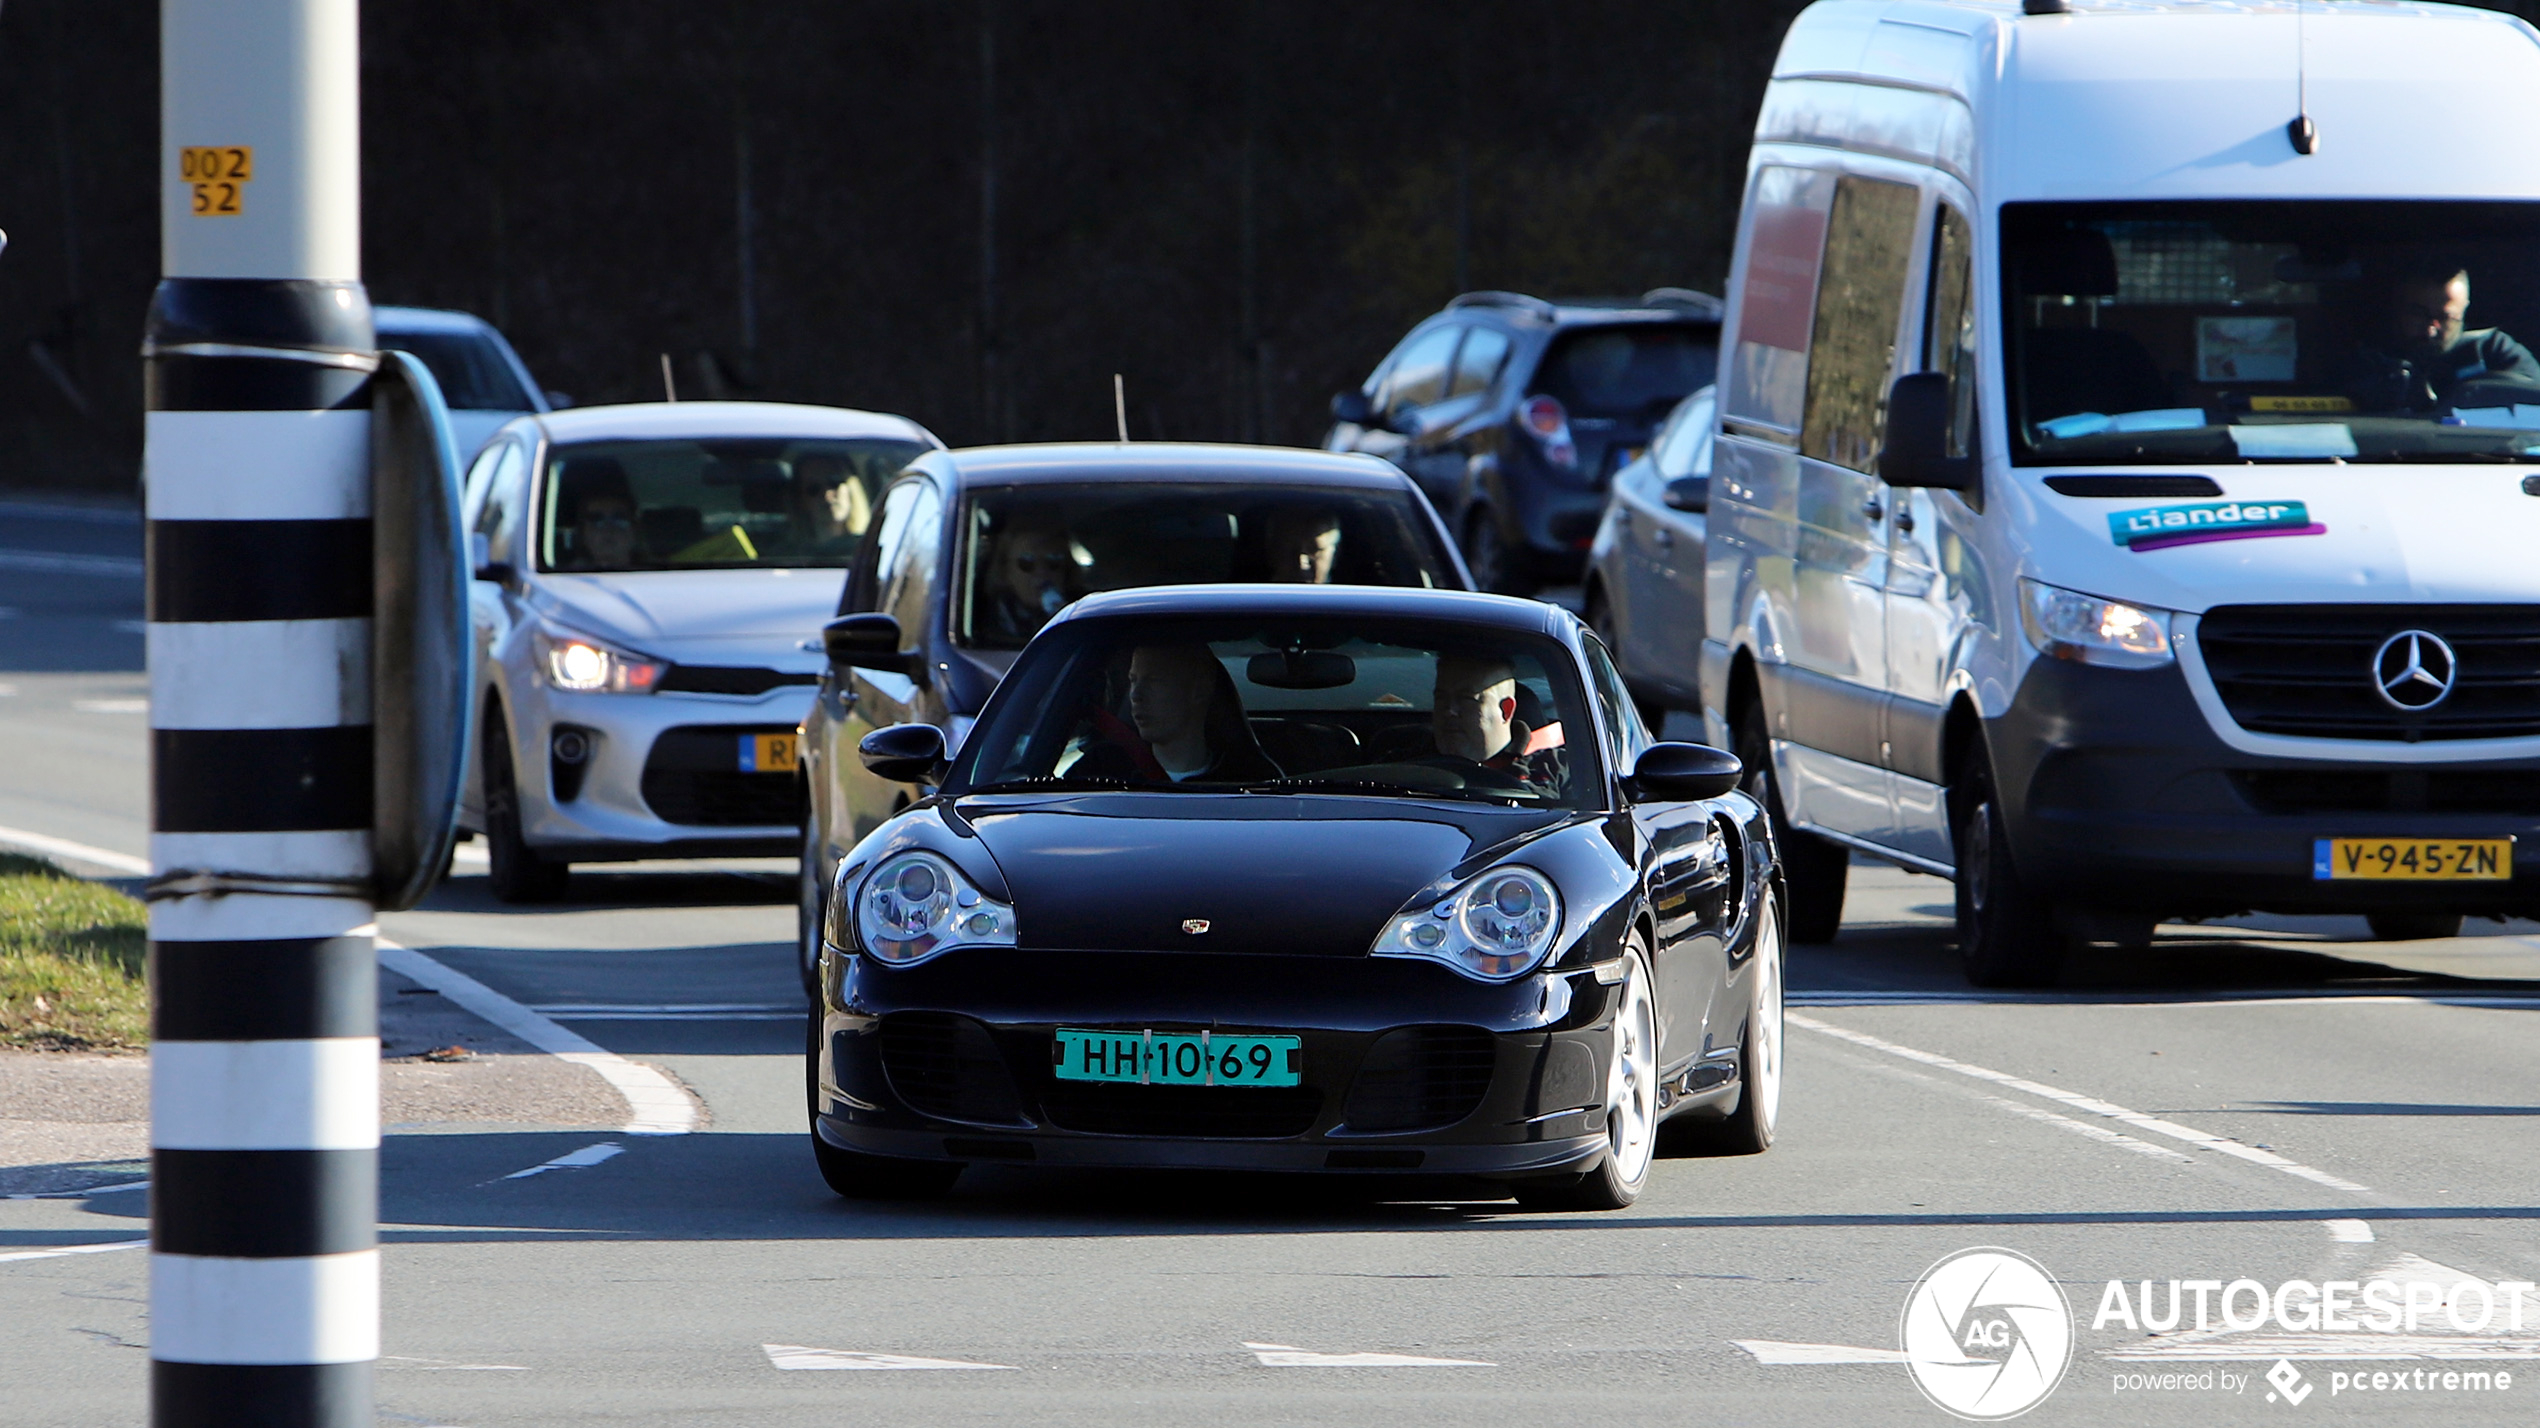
left=379, top=329, right=534, bottom=412
left=538, top=437, right=927, bottom=571
left=952, top=483, right=1455, bottom=649
left=955, top=615, right=1598, bottom=808
left=2005, top=200, right=2540, bottom=464
left=1533, top=324, right=1718, bottom=419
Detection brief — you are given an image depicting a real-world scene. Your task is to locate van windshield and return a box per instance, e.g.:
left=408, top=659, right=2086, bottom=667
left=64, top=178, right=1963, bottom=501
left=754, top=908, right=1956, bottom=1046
left=2004, top=201, right=2540, bottom=465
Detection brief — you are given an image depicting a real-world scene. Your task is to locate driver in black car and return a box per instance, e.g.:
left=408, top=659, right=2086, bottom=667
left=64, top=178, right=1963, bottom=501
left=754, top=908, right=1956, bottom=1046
left=2350, top=266, right=2540, bottom=410
left=1070, top=643, right=1280, bottom=784
left=1427, top=655, right=1566, bottom=795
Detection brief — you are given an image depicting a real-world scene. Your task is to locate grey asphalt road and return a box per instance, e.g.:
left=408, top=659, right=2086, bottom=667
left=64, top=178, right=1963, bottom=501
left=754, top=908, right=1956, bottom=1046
left=4, top=498, right=2538, bottom=1426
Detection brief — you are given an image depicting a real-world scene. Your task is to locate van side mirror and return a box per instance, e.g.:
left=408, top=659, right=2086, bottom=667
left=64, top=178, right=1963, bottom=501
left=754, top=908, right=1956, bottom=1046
left=469, top=531, right=515, bottom=585
left=823, top=613, right=910, bottom=674
left=1662, top=476, right=1709, bottom=513
left=1878, top=372, right=1978, bottom=490
left=1330, top=390, right=1373, bottom=426
left=1625, top=742, right=1743, bottom=801
left=858, top=722, right=947, bottom=785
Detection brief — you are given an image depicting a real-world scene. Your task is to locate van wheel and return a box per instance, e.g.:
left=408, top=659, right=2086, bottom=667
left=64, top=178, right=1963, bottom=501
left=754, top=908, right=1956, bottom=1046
left=484, top=715, right=569, bottom=904
left=1735, top=699, right=1847, bottom=943
left=1952, top=754, right=2062, bottom=987
left=1462, top=507, right=1535, bottom=596
left=2366, top=911, right=2462, bottom=942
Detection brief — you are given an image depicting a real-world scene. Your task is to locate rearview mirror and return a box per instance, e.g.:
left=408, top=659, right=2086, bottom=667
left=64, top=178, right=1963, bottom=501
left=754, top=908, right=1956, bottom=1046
left=858, top=722, right=947, bottom=785
left=1330, top=390, right=1373, bottom=426
left=1662, top=476, right=1708, bottom=513
left=1246, top=650, right=1357, bottom=689
left=1877, top=372, right=1978, bottom=490
left=1626, top=742, right=1743, bottom=801
left=823, top=613, right=909, bottom=674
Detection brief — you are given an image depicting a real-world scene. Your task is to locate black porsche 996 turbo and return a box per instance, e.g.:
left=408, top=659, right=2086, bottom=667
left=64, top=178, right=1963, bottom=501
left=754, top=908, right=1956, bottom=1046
left=807, top=584, right=1785, bottom=1210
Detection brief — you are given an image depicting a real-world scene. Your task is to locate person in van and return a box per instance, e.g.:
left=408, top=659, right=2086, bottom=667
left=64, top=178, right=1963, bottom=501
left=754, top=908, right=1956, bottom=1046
left=2352, top=265, right=2540, bottom=410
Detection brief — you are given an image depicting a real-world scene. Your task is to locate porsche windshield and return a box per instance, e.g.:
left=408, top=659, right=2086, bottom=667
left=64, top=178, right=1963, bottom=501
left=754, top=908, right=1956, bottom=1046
left=537, top=436, right=926, bottom=572
left=952, top=483, right=1454, bottom=650
left=2005, top=200, right=2540, bottom=465
left=954, top=616, right=1601, bottom=809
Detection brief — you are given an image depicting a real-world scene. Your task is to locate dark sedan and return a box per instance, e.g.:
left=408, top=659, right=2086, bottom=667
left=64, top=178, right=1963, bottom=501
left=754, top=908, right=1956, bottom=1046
left=807, top=584, right=1787, bottom=1210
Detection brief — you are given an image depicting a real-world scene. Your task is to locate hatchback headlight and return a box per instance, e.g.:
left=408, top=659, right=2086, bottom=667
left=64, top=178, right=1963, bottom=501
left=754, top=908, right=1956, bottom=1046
left=2019, top=578, right=2175, bottom=669
left=836, top=851, right=1017, bottom=966
left=1372, top=865, right=1562, bottom=982
left=535, top=626, right=667, bottom=693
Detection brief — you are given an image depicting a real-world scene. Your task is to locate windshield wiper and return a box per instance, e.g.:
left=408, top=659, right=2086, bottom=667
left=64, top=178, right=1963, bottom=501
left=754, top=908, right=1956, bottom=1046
left=961, top=774, right=1131, bottom=795
left=1244, top=776, right=1530, bottom=805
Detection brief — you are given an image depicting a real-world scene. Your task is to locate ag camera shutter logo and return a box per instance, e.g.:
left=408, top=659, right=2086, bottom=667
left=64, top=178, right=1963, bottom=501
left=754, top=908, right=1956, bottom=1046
left=1901, top=1248, right=2074, bottom=1419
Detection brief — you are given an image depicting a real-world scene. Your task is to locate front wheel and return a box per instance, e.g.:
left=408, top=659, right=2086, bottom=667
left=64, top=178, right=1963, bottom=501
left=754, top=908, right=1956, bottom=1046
left=1952, top=754, right=2063, bottom=988
left=1515, top=946, right=1657, bottom=1211
left=1668, top=894, right=1784, bottom=1156
left=1735, top=699, right=1846, bottom=942
left=484, top=713, right=569, bottom=904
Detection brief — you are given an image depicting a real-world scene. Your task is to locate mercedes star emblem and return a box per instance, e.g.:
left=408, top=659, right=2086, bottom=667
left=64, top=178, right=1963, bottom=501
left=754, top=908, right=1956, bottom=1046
left=1181, top=919, right=1210, bottom=935
left=2372, top=629, right=2458, bottom=711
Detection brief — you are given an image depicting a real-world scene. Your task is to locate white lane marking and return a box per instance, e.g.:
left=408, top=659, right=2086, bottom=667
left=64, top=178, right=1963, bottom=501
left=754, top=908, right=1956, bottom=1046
left=0, top=549, right=144, bottom=577
left=380, top=1354, right=528, bottom=1371
left=1966, top=1087, right=2193, bottom=1164
left=530, top=1003, right=800, bottom=1022
left=0, top=1239, right=149, bottom=1265
left=501, top=1142, right=623, bottom=1180
left=376, top=940, right=699, bottom=1136
left=1788, top=1013, right=2378, bottom=1197
left=72, top=698, right=149, bottom=714
left=1734, top=1340, right=1910, bottom=1365
left=2328, top=1219, right=2377, bottom=1243
left=763, top=1344, right=1016, bottom=1371
left=0, top=823, right=150, bottom=875
left=4, top=1180, right=149, bottom=1201
left=1244, top=1342, right=1494, bottom=1368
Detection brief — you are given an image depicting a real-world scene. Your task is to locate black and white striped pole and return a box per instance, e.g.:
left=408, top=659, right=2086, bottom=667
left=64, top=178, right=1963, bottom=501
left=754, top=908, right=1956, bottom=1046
left=146, top=2, right=379, bottom=1424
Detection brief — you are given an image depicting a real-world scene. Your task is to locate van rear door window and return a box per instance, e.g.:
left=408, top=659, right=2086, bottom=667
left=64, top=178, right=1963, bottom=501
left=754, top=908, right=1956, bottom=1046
left=1800, top=175, right=1921, bottom=474
left=1726, top=166, right=1833, bottom=436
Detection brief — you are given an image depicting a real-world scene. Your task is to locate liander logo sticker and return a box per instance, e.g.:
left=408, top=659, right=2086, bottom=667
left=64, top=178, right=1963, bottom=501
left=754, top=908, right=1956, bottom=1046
left=2107, top=500, right=2326, bottom=553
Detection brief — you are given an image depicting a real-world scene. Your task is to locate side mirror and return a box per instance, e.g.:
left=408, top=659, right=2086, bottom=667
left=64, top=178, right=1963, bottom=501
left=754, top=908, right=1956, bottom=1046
left=1625, top=742, right=1743, bottom=801
left=858, top=722, right=948, bottom=785
left=543, top=389, right=575, bottom=410
left=1330, top=390, right=1373, bottom=426
left=469, top=532, right=516, bottom=585
left=1877, top=372, right=1977, bottom=489
left=823, top=613, right=910, bottom=673
left=1662, top=475, right=1709, bottom=513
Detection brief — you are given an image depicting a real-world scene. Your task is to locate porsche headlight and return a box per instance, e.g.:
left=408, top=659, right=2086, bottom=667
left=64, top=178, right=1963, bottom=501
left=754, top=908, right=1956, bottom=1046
left=1372, top=865, right=1561, bottom=982
left=534, top=626, right=667, bottom=693
left=2019, top=578, right=2174, bottom=669
left=842, top=851, right=1016, bottom=965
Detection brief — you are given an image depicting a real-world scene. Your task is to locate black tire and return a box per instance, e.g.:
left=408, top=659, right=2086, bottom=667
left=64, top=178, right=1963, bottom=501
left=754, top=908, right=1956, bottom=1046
left=1665, top=892, right=1784, bottom=1156
left=483, top=712, right=569, bottom=904
left=1515, top=945, right=1659, bottom=1211
left=1734, top=698, right=1847, bottom=943
left=1952, top=753, right=2063, bottom=988
left=2366, top=911, right=2463, bottom=942
left=797, top=819, right=826, bottom=997
left=1461, top=506, right=1536, bottom=597
left=804, top=1014, right=962, bottom=1200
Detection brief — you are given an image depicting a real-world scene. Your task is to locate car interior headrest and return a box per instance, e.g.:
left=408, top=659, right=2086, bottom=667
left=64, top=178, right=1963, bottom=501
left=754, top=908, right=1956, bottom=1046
left=2019, top=228, right=2119, bottom=298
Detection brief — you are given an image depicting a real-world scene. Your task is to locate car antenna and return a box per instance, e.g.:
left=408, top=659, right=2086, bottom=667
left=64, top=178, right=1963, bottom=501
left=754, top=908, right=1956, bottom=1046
left=2287, top=0, right=2318, bottom=154
left=1113, top=373, right=1129, bottom=441
left=659, top=352, right=679, bottom=402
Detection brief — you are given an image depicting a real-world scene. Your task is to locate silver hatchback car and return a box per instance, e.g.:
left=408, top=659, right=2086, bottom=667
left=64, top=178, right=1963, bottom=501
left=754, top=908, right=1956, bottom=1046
left=458, top=401, right=941, bottom=900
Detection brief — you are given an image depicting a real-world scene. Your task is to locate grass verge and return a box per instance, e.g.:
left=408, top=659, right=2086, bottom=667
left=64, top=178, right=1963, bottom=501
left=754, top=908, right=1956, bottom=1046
left=0, top=852, right=147, bottom=1051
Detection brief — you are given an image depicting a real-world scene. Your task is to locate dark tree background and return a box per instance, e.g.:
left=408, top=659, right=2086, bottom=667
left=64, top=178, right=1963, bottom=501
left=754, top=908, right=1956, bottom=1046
left=10, top=1, right=2531, bottom=496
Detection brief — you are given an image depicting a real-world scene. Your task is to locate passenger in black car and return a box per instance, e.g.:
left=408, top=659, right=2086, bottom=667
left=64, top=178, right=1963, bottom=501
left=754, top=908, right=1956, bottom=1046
left=1071, top=643, right=1281, bottom=784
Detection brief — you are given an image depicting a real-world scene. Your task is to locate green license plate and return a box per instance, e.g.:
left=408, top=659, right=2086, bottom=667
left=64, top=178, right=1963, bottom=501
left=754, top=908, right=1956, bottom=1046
left=1053, top=1029, right=1301, bottom=1087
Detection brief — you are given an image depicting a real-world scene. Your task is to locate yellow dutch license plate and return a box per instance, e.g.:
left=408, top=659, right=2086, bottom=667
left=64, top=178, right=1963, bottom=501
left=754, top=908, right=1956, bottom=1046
left=2313, top=838, right=2512, bottom=881
left=740, top=733, right=798, bottom=773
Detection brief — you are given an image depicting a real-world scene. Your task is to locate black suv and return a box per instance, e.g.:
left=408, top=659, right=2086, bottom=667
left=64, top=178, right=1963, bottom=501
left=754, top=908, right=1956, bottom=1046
left=1325, top=289, right=1720, bottom=593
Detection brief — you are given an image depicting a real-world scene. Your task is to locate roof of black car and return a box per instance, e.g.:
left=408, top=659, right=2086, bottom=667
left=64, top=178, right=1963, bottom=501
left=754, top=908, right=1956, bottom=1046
left=1054, top=583, right=1565, bottom=634
left=929, top=442, right=1418, bottom=490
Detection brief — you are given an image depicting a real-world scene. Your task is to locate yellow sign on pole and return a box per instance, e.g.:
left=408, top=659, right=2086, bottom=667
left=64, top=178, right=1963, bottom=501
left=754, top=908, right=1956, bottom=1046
left=180, top=146, right=253, bottom=216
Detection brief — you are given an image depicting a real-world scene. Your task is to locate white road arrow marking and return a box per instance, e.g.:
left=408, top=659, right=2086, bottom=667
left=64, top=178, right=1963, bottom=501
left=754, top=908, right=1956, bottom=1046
left=1243, top=1342, right=1494, bottom=1367
left=2327, top=1219, right=2375, bottom=1243
left=501, top=1142, right=623, bottom=1180
left=0, top=1239, right=149, bottom=1265
left=1733, top=1340, right=1910, bottom=1365
left=762, top=1344, right=1017, bottom=1371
